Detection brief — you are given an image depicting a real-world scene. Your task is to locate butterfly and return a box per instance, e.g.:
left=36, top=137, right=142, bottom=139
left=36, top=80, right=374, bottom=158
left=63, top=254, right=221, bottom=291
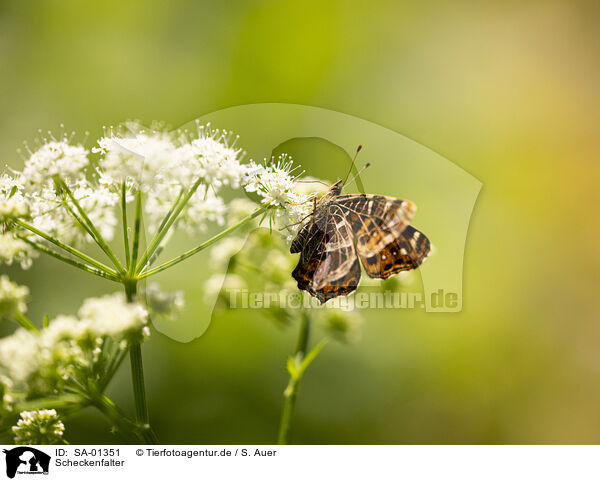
left=290, top=159, right=431, bottom=303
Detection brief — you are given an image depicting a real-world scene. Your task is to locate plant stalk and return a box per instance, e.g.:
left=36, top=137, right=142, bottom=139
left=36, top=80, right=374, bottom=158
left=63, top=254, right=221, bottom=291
left=121, top=183, right=131, bottom=269
left=91, top=393, right=154, bottom=443
left=124, top=281, right=157, bottom=444
left=13, top=219, right=119, bottom=278
left=128, top=190, right=143, bottom=277
left=277, top=311, right=311, bottom=445
left=135, top=178, right=205, bottom=274
left=18, top=235, right=121, bottom=282
left=59, top=179, right=125, bottom=273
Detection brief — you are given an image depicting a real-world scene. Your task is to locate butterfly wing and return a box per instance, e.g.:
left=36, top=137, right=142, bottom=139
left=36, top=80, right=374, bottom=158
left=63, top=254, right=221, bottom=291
left=290, top=222, right=312, bottom=254
left=291, top=205, right=361, bottom=303
left=335, top=194, right=430, bottom=279
left=358, top=224, right=431, bottom=279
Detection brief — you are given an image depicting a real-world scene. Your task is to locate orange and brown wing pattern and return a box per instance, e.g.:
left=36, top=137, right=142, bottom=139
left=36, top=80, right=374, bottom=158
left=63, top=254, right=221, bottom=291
left=291, top=205, right=361, bottom=303
left=357, top=225, right=430, bottom=279
left=335, top=195, right=430, bottom=279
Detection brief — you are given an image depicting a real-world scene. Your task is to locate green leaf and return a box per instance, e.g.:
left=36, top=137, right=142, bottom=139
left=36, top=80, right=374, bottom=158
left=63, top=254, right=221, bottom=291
left=298, top=339, right=328, bottom=376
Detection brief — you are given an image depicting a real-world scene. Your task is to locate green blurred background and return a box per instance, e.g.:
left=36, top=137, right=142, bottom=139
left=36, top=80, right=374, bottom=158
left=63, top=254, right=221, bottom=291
left=1, top=0, right=599, bottom=443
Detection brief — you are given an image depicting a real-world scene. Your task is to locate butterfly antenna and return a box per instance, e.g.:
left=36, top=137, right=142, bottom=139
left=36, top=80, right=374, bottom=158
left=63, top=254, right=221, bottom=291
left=344, top=163, right=371, bottom=188
left=342, top=145, right=362, bottom=184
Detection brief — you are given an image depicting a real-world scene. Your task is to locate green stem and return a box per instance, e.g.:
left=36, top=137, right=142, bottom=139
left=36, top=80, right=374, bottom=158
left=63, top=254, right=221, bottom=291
left=18, top=236, right=121, bottom=282
left=146, top=243, right=167, bottom=269
left=138, top=207, right=267, bottom=279
left=14, top=312, right=38, bottom=331
left=59, top=180, right=125, bottom=273
left=14, top=219, right=119, bottom=278
left=91, top=394, right=135, bottom=429
left=91, top=393, right=152, bottom=443
left=155, top=189, right=184, bottom=237
left=295, top=311, right=312, bottom=356
left=129, top=343, right=148, bottom=421
left=124, top=281, right=157, bottom=444
left=277, top=311, right=311, bottom=445
left=121, top=183, right=131, bottom=270
left=60, top=199, right=105, bottom=249
left=128, top=190, right=143, bottom=277
left=135, top=178, right=205, bottom=274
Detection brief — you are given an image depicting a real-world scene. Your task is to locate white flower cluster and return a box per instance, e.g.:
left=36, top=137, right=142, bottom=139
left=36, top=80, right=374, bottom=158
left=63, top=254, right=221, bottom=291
left=0, top=175, right=37, bottom=269
left=1, top=123, right=324, bottom=271
left=0, top=275, right=29, bottom=320
left=23, top=141, right=88, bottom=186
left=93, top=124, right=251, bottom=235
left=12, top=409, right=65, bottom=445
left=244, top=156, right=329, bottom=239
left=0, top=293, right=149, bottom=401
left=0, top=139, right=119, bottom=252
left=77, top=292, right=150, bottom=343
left=145, top=283, right=185, bottom=322
left=0, top=233, right=36, bottom=269
left=0, top=174, right=28, bottom=221
left=315, top=309, right=361, bottom=343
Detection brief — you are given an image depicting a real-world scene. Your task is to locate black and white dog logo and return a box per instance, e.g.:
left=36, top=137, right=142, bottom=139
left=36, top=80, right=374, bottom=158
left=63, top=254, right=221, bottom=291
left=3, top=447, right=51, bottom=478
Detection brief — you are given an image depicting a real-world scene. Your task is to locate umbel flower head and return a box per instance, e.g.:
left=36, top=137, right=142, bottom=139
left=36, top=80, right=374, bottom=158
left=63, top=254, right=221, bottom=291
left=93, top=123, right=250, bottom=235
left=0, top=175, right=37, bottom=269
left=0, top=174, right=29, bottom=221
left=144, top=283, right=185, bottom=323
left=0, top=292, right=149, bottom=403
left=12, top=409, right=65, bottom=445
left=0, top=275, right=29, bottom=321
left=0, top=232, right=37, bottom=269
left=0, top=122, right=323, bottom=273
left=1, top=135, right=119, bottom=251
left=244, top=155, right=322, bottom=239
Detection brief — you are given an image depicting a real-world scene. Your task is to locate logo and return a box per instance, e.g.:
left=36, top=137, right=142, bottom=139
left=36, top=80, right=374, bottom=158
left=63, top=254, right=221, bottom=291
left=3, top=447, right=51, bottom=479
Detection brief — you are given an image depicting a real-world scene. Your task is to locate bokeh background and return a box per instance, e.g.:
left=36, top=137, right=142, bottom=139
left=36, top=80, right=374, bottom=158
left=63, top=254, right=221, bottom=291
left=1, top=0, right=599, bottom=443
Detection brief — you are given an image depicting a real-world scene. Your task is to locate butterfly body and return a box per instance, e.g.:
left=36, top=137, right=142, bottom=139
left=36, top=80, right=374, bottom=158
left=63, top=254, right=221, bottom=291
left=290, top=180, right=430, bottom=303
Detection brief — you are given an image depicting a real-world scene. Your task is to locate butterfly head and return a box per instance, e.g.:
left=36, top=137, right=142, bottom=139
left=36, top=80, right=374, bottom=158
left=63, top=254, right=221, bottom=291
left=330, top=180, right=343, bottom=195
left=315, top=180, right=343, bottom=206
left=295, top=180, right=343, bottom=215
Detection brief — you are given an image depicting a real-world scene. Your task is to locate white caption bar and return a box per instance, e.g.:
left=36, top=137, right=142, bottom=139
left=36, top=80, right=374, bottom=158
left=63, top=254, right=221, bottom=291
left=1, top=445, right=599, bottom=480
